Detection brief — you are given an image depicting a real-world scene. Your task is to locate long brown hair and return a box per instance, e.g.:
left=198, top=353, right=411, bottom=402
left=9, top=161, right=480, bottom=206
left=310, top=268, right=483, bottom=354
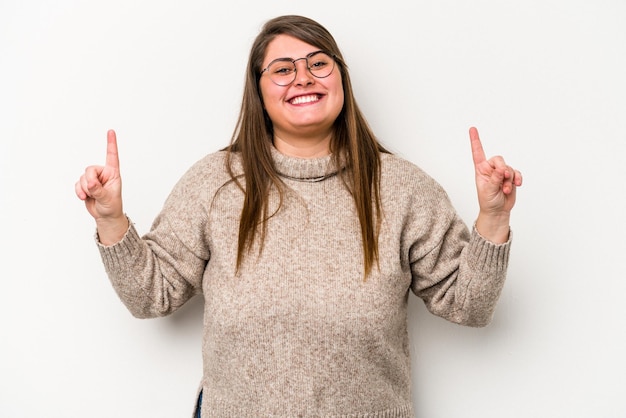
left=225, top=15, right=389, bottom=277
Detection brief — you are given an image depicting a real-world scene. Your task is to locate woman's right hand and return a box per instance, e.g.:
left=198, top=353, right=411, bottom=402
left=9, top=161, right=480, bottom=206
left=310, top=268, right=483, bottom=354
left=75, top=129, right=129, bottom=245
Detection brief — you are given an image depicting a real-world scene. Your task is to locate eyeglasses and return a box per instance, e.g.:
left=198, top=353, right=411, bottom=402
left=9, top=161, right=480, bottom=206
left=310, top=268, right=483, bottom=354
left=260, top=51, right=337, bottom=86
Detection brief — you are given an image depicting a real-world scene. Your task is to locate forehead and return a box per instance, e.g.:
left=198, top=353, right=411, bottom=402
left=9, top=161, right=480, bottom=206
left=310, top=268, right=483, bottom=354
left=263, top=34, right=319, bottom=64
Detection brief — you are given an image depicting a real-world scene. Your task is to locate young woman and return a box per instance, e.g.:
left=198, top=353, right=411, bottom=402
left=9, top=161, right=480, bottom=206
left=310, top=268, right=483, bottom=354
left=76, top=15, right=522, bottom=418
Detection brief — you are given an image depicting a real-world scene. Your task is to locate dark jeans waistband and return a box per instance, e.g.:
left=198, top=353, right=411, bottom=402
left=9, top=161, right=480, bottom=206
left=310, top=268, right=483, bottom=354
left=196, top=390, right=203, bottom=418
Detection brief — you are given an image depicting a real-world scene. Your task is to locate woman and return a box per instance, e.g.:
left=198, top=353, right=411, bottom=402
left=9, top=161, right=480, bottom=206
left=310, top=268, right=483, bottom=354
left=76, top=15, right=522, bottom=418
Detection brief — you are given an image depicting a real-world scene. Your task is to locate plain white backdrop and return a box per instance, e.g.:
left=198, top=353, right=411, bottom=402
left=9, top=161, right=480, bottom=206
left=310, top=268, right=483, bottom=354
left=1, top=0, right=625, bottom=417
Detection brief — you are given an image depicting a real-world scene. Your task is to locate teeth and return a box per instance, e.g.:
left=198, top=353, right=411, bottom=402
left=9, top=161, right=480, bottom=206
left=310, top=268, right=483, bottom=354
left=291, top=95, right=319, bottom=105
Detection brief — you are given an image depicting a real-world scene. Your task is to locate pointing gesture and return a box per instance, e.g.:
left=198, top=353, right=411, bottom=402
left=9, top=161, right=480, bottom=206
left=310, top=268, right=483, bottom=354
left=469, top=127, right=522, bottom=243
left=75, top=130, right=128, bottom=245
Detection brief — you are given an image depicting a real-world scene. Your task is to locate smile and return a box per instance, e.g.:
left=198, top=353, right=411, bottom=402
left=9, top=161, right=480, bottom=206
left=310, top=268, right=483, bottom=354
left=289, top=94, right=321, bottom=105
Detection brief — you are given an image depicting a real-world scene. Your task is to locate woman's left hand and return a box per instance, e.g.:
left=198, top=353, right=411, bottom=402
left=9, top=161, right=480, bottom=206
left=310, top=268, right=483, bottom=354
left=470, top=127, right=522, bottom=243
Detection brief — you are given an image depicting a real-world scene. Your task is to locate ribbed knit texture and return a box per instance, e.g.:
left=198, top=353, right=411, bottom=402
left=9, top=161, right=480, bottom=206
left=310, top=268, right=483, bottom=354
left=98, top=148, right=511, bottom=418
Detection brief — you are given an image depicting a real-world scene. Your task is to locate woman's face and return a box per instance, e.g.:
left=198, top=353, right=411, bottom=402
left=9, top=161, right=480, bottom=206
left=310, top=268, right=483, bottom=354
left=259, top=35, right=344, bottom=150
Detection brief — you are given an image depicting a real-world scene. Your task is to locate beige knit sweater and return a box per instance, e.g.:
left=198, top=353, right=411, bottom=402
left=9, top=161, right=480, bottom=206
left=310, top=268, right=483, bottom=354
left=98, top=147, right=511, bottom=418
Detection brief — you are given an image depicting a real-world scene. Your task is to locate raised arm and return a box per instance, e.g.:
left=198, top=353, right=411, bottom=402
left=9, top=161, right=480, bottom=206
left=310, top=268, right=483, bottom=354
left=75, top=129, right=129, bottom=245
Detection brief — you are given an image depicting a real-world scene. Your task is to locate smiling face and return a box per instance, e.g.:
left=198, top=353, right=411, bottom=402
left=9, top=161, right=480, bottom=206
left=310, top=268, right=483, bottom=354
left=259, top=35, right=344, bottom=156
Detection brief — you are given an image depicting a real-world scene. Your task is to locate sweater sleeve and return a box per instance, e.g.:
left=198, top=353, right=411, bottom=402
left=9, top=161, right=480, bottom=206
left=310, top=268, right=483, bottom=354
left=396, top=160, right=511, bottom=328
left=96, top=158, right=214, bottom=319
left=409, top=207, right=511, bottom=327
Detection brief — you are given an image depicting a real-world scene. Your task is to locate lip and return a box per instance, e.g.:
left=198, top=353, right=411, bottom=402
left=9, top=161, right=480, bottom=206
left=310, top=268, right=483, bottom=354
left=287, top=93, right=325, bottom=105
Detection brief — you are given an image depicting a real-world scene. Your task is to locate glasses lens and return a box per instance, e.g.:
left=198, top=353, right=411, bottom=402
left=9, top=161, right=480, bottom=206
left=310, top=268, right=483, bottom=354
left=266, top=52, right=336, bottom=86
left=307, top=52, right=335, bottom=79
left=268, top=59, right=297, bottom=86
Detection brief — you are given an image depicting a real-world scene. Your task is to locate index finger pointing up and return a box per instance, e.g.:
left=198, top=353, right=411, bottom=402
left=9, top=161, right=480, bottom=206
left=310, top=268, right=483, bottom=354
left=469, top=126, right=486, bottom=166
left=106, top=129, right=120, bottom=169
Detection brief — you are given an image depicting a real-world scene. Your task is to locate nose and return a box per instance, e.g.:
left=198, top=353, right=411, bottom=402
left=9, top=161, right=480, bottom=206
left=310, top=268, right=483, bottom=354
left=293, top=58, right=314, bottom=86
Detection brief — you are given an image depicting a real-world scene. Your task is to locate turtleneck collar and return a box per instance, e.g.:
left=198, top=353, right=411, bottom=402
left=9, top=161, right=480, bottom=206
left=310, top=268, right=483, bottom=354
left=270, top=146, right=343, bottom=183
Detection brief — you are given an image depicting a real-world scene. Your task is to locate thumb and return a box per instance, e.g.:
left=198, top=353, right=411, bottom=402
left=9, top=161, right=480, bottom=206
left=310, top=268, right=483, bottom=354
left=86, top=175, right=106, bottom=200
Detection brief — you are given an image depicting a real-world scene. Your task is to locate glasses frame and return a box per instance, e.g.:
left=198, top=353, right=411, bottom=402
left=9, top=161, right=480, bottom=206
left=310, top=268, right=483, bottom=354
left=260, top=50, right=338, bottom=86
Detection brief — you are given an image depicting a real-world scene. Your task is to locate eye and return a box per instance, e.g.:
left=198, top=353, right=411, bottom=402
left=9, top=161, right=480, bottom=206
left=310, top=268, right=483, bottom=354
left=270, top=61, right=295, bottom=76
left=308, top=53, right=332, bottom=71
left=310, top=60, right=328, bottom=69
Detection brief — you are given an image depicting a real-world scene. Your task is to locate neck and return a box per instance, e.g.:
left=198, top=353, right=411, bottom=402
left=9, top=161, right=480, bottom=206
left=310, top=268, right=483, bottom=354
left=273, top=134, right=331, bottom=158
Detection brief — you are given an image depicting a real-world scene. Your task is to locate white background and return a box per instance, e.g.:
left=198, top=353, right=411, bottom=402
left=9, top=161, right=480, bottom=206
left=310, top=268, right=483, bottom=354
left=2, top=1, right=625, bottom=417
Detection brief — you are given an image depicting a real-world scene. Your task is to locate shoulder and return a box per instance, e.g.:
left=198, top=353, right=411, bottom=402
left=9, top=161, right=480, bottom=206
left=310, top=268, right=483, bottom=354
left=380, top=152, right=446, bottom=197
left=176, top=150, right=240, bottom=187
left=378, top=154, right=460, bottom=239
left=183, top=150, right=230, bottom=178
left=165, top=150, right=239, bottom=205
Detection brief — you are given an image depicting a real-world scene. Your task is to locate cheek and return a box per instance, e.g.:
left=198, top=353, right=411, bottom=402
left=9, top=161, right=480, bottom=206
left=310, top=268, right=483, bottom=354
left=331, top=73, right=345, bottom=108
left=259, top=82, right=284, bottom=113
left=260, top=77, right=282, bottom=99
left=337, top=87, right=345, bottom=107
left=332, top=82, right=345, bottom=115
